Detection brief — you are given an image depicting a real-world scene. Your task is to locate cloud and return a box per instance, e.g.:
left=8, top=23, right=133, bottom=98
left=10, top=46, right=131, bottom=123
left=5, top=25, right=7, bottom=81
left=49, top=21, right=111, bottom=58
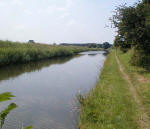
left=13, top=25, right=26, bottom=31
left=38, top=5, right=59, bottom=15
left=11, top=0, right=24, bottom=6
left=66, top=19, right=76, bottom=26
left=60, top=12, right=70, bottom=19
left=57, top=0, right=73, bottom=11
left=37, top=0, right=74, bottom=15
left=24, top=9, right=33, bottom=16
left=66, top=0, right=73, bottom=8
left=0, top=2, right=5, bottom=7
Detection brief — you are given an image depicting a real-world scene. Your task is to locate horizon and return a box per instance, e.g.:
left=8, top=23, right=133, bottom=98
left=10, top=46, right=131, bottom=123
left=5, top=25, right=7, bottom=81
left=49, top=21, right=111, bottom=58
left=0, top=0, right=137, bottom=44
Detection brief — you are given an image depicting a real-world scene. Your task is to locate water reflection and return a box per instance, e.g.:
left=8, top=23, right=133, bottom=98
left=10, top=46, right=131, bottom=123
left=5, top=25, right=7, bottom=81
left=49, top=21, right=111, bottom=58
left=88, top=54, right=97, bottom=56
left=0, top=51, right=106, bottom=129
left=0, top=55, right=81, bottom=82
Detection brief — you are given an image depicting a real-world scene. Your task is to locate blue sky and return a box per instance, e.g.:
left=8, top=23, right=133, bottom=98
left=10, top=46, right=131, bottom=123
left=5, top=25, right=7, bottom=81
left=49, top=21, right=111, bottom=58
left=0, top=0, right=137, bottom=44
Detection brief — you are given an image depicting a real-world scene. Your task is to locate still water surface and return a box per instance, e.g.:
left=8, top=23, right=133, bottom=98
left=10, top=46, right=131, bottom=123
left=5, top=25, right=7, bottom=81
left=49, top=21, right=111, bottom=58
left=0, top=51, right=106, bottom=129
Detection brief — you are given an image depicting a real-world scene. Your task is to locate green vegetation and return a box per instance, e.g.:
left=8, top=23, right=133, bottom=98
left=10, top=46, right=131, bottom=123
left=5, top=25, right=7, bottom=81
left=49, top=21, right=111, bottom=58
left=117, top=50, right=150, bottom=119
left=0, top=92, right=17, bottom=129
left=79, top=50, right=139, bottom=129
left=112, top=0, right=150, bottom=70
left=60, top=42, right=112, bottom=49
left=80, top=49, right=150, bottom=128
left=0, top=92, right=33, bottom=129
left=0, top=40, right=91, bottom=66
left=79, top=0, right=150, bottom=127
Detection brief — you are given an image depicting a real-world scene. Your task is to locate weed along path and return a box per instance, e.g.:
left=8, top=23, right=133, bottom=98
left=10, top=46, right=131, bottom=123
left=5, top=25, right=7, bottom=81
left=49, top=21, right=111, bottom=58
left=115, top=51, right=150, bottom=129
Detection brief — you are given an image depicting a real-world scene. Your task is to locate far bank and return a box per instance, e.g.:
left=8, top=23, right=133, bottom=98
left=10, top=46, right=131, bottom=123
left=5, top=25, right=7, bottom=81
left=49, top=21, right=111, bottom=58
left=0, top=40, right=101, bottom=67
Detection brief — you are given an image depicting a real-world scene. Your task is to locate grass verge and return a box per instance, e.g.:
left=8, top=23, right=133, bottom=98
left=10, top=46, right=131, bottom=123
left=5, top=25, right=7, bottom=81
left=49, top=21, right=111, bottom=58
left=79, top=50, right=139, bottom=129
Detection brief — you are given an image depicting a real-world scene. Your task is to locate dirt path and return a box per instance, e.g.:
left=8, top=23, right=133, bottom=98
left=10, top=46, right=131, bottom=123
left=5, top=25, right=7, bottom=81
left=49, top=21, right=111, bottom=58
left=115, top=52, right=150, bottom=129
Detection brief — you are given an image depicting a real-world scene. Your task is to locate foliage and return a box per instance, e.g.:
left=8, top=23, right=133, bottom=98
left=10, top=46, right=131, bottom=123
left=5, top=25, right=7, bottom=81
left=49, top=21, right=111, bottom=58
left=131, top=49, right=150, bottom=70
left=60, top=43, right=112, bottom=49
left=0, top=92, right=17, bottom=129
left=26, top=126, right=34, bottom=129
left=22, top=126, right=34, bottom=129
left=0, top=103, right=17, bottom=128
left=0, top=92, right=33, bottom=129
left=0, top=92, right=15, bottom=103
left=111, top=0, right=150, bottom=69
left=88, top=43, right=98, bottom=48
left=102, top=42, right=112, bottom=49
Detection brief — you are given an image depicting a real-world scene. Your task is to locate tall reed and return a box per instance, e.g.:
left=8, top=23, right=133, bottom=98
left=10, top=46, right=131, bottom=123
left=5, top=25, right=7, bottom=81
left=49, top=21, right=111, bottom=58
left=0, top=40, right=89, bottom=66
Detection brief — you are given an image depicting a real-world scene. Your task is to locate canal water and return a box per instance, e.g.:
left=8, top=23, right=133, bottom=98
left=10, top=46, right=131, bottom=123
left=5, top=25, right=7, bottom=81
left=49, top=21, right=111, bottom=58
left=0, top=51, right=106, bottom=129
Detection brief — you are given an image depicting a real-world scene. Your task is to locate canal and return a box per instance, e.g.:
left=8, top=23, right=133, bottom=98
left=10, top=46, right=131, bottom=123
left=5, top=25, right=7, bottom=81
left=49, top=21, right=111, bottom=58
left=0, top=51, right=106, bottom=129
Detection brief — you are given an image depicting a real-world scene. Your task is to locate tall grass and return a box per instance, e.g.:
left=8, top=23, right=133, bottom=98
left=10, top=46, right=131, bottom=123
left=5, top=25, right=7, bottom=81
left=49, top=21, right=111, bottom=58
left=0, top=40, right=90, bottom=66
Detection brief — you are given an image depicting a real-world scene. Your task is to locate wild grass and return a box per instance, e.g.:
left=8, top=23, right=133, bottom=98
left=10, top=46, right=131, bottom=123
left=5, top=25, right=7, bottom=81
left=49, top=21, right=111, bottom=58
left=117, top=50, right=150, bottom=118
left=79, top=50, right=139, bottom=129
left=0, top=40, right=90, bottom=66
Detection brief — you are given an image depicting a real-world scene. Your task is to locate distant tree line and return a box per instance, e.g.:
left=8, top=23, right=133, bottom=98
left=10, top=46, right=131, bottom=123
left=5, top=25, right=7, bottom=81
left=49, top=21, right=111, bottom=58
left=60, top=42, right=112, bottom=49
left=112, top=0, right=150, bottom=70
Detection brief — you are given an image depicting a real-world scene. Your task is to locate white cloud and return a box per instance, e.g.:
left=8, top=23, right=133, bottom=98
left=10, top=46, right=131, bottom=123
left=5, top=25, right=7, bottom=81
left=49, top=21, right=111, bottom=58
left=37, top=0, right=74, bottom=15
left=57, top=0, right=73, bottom=11
left=11, top=0, right=24, bottom=6
left=60, top=12, right=70, bottom=19
left=66, top=19, right=76, bottom=26
left=66, top=0, right=73, bottom=8
left=13, top=25, right=26, bottom=31
left=0, top=2, right=5, bottom=7
left=24, top=9, right=33, bottom=16
left=38, top=5, right=59, bottom=15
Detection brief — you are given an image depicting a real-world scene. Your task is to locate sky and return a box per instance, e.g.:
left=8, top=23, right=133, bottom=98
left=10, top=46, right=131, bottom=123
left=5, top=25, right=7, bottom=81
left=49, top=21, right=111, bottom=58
left=0, top=0, right=137, bottom=44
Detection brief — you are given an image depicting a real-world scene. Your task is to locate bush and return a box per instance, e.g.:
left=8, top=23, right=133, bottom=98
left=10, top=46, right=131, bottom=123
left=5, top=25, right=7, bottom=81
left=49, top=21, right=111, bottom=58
left=131, top=50, right=150, bottom=70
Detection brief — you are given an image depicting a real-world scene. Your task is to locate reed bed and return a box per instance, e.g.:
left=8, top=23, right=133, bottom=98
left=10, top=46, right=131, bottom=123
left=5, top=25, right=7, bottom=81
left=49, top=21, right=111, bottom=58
left=0, top=40, right=90, bottom=66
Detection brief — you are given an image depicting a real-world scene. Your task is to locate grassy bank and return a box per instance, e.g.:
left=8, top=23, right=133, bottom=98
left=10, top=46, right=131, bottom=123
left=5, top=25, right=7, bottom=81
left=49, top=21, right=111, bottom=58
left=79, top=50, right=139, bottom=129
left=0, top=40, right=91, bottom=66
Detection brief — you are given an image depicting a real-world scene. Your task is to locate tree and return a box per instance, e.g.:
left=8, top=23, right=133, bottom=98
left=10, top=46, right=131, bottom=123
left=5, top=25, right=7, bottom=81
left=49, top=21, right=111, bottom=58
left=88, top=43, right=98, bottom=48
left=143, top=0, right=150, bottom=4
left=111, top=0, right=150, bottom=69
left=102, top=42, right=112, bottom=49
left=111, top=4, right=137, bottom=49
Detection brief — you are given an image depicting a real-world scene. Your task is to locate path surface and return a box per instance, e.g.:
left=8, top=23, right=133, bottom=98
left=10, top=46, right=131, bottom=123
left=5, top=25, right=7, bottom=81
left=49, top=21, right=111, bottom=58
left=115, top=52, right=150, bottom=129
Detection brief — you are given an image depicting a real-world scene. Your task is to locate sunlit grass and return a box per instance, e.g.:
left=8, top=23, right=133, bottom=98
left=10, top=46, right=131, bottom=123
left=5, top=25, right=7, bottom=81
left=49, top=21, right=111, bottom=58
left=79, top=50, right=139, bottom=129
left=0, top=40, right=91, bottom=66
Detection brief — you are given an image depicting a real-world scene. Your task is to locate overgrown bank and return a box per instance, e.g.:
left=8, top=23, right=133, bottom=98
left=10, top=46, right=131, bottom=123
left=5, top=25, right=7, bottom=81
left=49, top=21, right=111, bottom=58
left=79, top=49, right=150, bottom=129
left=0, top=40, right=92, bottom=66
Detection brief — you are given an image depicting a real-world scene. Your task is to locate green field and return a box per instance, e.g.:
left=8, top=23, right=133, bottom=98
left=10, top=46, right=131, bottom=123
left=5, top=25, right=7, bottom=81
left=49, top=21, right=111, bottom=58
left=0, top=40, right=91, bottom=66
left=79, top=49, right=150, bottom=129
